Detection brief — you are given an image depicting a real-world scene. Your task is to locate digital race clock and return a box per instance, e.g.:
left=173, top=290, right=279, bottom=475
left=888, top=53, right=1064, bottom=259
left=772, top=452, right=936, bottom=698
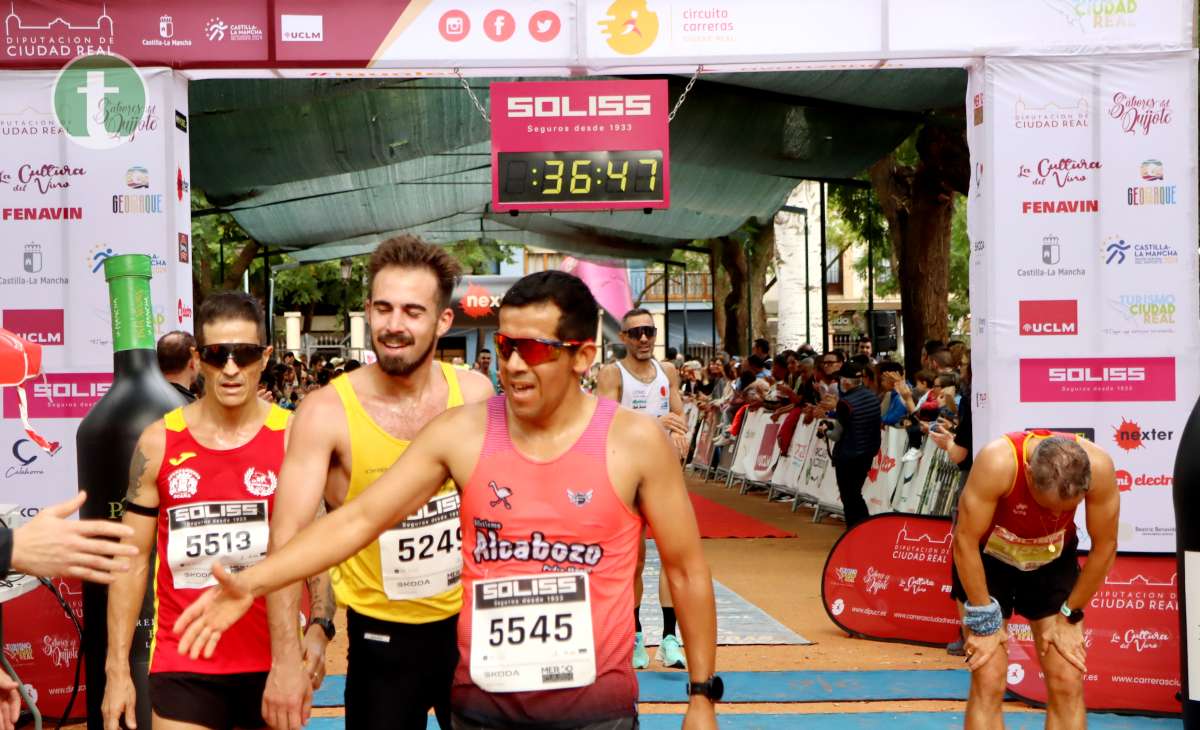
left=496, top=150, right=664, bottom=205
left=490, top=80, right=670, bottom=213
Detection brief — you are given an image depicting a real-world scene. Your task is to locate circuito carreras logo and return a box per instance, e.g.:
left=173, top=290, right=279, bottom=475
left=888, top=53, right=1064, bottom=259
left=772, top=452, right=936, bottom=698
left=598, top=0, right=659, bottom=55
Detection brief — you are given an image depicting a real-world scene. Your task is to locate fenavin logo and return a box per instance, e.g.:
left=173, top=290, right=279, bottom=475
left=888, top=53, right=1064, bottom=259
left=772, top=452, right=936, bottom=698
left=52, top=54, right=147, bottom=150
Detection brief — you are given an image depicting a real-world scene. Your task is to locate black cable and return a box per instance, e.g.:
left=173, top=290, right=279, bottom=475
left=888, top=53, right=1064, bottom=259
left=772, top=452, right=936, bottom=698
left=37, top=579, right=82, bottom=730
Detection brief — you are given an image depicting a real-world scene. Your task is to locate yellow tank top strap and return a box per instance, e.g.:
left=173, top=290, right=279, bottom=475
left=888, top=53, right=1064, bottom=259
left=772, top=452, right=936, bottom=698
left=163, top=407, right=186, bottom=433
left=331, top=373, right=364, bottom=416
left=440, top=361, right=464, bottom=408
left=265, top=404, right=290, bottom=431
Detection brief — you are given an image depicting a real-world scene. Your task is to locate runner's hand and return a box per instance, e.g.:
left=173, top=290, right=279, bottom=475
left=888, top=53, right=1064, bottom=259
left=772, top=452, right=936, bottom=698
left=262, top=657, right=313, bottom=730
left=682, top=697, right=718, bottom=730
left=173, top=562, right=255, bottom=660
left=301, top=624, right=329, bottom=690
left=964, top=626, right=1008, bottom=672
left=659, top=412, right=688, bottom=435
left=101, top=668, right=138, bottom=730
left=1038, top=616, right=1087, bottom=673
left=11, top=491, right=137, bottom=582
left=0, top=673, right=19, bottom=730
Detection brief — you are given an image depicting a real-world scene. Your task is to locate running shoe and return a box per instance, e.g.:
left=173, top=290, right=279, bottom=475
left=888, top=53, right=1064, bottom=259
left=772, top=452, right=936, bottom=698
left=658, top=634, right=687, bottom=669
left=633, top=632, right=650, bottom=669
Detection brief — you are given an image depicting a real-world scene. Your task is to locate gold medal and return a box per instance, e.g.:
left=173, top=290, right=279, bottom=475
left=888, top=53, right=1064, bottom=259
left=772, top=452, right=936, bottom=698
left=1048, top=544, right=1057, bottom=554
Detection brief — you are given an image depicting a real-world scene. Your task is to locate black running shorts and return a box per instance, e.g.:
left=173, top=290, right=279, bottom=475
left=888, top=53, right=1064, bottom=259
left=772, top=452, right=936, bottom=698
left=345, top=609, right=459, bottom=730
left=149, top=671, right=268, bottom=729
left=950, top=536, right=1080, bottom=621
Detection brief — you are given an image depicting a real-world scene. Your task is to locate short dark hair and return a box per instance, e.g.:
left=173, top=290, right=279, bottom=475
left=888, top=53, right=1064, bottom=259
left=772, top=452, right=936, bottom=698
left=931, top=349, right=955, bottom=370
left=367, top=235, right=462, bottom=310
left=157, top=330, right=196, bottom=374
left=914, top=369, right=936, bottom=385
left=344, top=359, right=361, bottom=372
left=877, top=361, right=904, bottom=375
left=479, top=348, right=492, bottom=355
left=665, top=347, right=678, bottom=360
left=933, top=372, right=959, bottom=389
left=316, top=369, right=331, bottom=386
left=621, top=307, right=653, bottom=326
left=196, top=291, right=265, bottom=345
left=501, top=271, right=599, bottom=342
left=283, top=352, right=295, bottom=361
left=924, top=339, right=945, bottom=356
left=1029, top=437, right=1091, bottom=500
left=753, top=338, right=770, bottom=353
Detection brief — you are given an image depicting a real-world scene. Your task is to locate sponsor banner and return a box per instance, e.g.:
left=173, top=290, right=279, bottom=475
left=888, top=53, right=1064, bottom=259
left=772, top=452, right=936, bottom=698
left=0, top=578, right=88, bottom=720
left=824, top=517, right=1181, bottom=714
left=822, top=514, right=960, bottom=645
left=1018, top=299, right=1077, bottom=336
left=2, top=373, right=112, bottom=419
left=1006, top=554, right=1179, bottom=715
left=0, top=2, right=268, bottom=69
left=448, top=275, right=517, bottom=329
left=1019, top=357, right=1175, bottom=403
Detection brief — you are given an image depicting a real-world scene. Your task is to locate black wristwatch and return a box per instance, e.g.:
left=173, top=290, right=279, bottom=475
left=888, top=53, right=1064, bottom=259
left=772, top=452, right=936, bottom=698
left=309, top=617, right=336, bottom=641
left=686, top=675, right=724, bottom=702
left=1060, top=603, right=1085, bottom=625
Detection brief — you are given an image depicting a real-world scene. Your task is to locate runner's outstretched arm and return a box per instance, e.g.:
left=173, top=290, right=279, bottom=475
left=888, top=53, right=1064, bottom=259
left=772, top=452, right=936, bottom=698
left=628, top=413, right=716, bottom=729
left=262, top=395, right=339, bottom=730
left=174, top=408, right=462, bottom=659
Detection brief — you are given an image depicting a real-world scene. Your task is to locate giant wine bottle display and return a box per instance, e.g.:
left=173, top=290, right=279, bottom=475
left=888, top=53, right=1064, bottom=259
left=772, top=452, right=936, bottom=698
left=1176, top=395, right=1200, bottom=727
left=77, top=255, right=185, bottom=730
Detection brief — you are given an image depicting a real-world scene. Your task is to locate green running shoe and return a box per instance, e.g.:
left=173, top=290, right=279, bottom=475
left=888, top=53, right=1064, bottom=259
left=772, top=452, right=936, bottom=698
left=658, top=633, right=687, bottom=669
left=633, top=631, right=650, bottom=669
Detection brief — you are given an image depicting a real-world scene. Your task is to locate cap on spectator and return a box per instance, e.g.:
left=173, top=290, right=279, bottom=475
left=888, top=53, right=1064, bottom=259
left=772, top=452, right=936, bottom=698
left=836, top=362, right=864, bottom=379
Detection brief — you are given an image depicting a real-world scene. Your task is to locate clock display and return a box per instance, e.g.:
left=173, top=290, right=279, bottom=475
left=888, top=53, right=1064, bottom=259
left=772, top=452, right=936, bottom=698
left=497, top=150, right=665, bottom=205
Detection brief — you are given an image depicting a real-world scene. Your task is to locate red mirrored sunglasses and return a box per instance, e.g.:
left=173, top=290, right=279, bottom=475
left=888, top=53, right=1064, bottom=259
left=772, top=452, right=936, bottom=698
left=494, top=333, right=587, bottom=366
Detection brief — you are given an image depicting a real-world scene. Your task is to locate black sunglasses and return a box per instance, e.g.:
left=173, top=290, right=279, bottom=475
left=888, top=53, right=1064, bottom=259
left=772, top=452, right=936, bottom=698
left=198, top=343, right=266, bottom=368
left=623, top=325, right=657, bottom=341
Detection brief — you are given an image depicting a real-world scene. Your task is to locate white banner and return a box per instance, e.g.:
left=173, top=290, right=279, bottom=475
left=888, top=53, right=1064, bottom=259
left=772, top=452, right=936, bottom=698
left=0, top=68, right=191, bottom=514
left=973, top=52, right=1200, bottom=552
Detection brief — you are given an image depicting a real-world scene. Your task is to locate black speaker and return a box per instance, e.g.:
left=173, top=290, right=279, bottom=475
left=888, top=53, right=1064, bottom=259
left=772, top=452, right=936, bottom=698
left=870, top=311, right=898, bottom=352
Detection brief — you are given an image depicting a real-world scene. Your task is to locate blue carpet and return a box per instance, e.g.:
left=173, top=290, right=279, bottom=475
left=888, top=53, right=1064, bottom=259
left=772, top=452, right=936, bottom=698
left=314, top=670, right=973, bottom=707
left=639, top=541, right=808, bottom=646
left=308, top=712, right=1180, bottom=729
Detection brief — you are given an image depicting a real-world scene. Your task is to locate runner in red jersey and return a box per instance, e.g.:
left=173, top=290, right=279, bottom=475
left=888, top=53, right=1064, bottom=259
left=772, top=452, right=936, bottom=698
left=103, top=292, right=335, bottom=730
left=174, top=271, right=721, bottom=730
left=952, top=429, right=1119, bottom=730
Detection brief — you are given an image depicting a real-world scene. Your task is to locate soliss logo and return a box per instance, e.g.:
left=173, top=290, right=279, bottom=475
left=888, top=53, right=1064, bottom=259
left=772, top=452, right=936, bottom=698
left=507, top=95, right=651, bottom=118
left=1048, top=367, right=1145, bottom=382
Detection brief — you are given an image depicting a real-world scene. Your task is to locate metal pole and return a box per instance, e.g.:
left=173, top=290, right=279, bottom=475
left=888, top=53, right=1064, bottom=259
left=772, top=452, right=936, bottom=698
left=262, top=247, right=271, bottom=344
left=663, top=261, right=670, bottom=360
left=681, top=269, right=689, bottom=357
left=803, top=210, right=810, bottom=347
left=219, top=239, right=225, bottom=284
left=709, top=249, right=717, bottom=353
left=867, top=231, right=875, bottom=346
left=744, top=239, right=752, bottom=357
left=820, top=183, right=829, bottom=352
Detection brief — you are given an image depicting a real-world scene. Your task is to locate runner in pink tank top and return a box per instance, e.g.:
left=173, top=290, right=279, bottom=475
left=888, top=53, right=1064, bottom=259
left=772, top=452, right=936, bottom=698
left=452, top=396, right=641, bottom=726
left=173, top=271, right=721, bottom=730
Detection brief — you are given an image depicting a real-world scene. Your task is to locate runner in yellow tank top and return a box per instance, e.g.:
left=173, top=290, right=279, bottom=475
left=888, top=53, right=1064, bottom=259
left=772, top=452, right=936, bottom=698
left=255, top=237, right=495, bottom=730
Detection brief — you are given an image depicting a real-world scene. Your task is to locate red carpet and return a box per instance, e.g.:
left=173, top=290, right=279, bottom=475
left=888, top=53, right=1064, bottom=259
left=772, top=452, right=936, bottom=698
left=651, top=492, right=795, bottom=539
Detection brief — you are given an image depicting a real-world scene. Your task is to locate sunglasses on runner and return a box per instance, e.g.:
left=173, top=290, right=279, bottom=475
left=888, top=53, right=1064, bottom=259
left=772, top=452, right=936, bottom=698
left=494, top=333, right=586, bottom=366
left=197, top=343, right=267, bottom=368
left=623, top=325, right=657, bottom=341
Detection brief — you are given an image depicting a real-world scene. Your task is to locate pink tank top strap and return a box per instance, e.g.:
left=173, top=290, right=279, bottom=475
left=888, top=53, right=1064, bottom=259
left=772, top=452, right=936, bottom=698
left=576, top=397, right=618, bottom=459
left=480, top=395, right=512, bottom=457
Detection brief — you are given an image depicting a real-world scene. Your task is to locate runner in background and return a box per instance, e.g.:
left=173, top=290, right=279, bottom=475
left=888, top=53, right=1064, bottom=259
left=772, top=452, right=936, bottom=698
left=102, top=291, right=335, bottom=730
left=258, top=237, right=494, bottom=730
left=953, top=431, right=1119, bottom=730
left=174, top=270, right=720, bottom=730
left=596, top=308, right=690, bottom=670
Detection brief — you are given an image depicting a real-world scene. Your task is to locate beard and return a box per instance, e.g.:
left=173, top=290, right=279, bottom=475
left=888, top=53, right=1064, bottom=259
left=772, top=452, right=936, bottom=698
left=371, top=329, right=437, bottom=377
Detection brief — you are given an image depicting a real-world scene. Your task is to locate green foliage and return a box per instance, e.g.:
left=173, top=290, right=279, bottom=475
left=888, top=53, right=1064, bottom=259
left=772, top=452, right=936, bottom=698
left=446, top=239, right=518, bottom=274
left=830, top=182, right=897, bottom=297
left=947, top=195, right=971, bottom=333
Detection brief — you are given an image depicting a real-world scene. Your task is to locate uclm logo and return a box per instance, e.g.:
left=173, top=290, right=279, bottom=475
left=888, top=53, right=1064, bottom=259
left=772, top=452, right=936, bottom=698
left=506, top=95, right=652, bottom=118
left=1, top=309, right=63, bottom=346
left=3, top=373, right=112, bottom=419
left=1019, top=300, right=1077, bottom=336
left=1019, top=357, right=1174, bottom=403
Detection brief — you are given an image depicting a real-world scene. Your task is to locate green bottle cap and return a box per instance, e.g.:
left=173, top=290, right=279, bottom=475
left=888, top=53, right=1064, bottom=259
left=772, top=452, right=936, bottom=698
left=103, top=253, right=152, bottom=281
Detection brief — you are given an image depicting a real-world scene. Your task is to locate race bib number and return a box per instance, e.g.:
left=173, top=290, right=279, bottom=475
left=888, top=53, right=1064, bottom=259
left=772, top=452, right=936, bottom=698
left=166, top=501, right=269, bottom=590
left=984, top=525, right=1066, bottom=571
left=470, top=573, right=595, bottom=693
left=379, top=491, right=463, bottom=600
